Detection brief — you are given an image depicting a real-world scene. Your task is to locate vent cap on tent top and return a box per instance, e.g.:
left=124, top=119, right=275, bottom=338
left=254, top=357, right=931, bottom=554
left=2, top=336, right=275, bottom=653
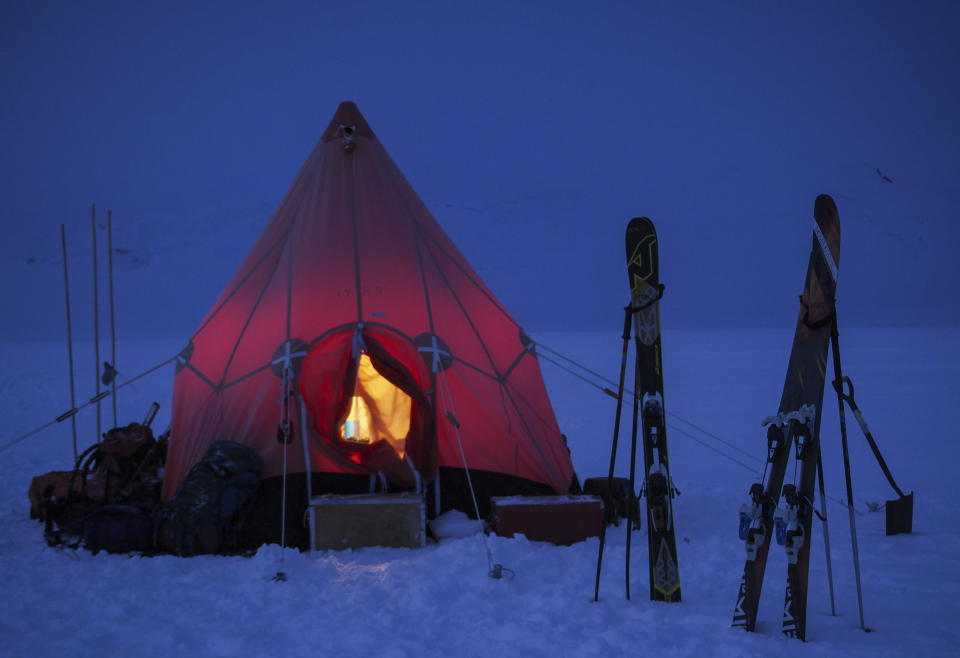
left=337, top=125, right=356, bottom=151
left=322, top=101, right=376, bottom=144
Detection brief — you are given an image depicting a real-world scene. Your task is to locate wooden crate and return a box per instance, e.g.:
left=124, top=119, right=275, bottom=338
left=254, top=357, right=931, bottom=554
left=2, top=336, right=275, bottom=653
left=308, top=493, right=426, bottom=550
left=490, top=495, right=604, bottom=546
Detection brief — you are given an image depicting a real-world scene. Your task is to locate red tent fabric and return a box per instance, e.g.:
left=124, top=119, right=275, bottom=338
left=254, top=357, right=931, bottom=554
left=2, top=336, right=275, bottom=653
left=162, top=102, right=574, bottom=509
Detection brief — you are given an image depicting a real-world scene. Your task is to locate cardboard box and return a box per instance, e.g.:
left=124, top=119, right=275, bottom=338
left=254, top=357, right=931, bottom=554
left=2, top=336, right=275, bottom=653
left=490, top=495, right=604, bottom=546
left=308, top=493, right=426, bottom=550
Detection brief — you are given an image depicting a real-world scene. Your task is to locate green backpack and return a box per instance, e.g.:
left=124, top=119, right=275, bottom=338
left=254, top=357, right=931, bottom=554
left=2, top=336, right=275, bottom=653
left=154, top=441, right=263, bottom=556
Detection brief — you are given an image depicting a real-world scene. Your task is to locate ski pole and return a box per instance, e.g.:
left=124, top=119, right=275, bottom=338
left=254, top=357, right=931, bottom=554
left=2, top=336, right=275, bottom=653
left=816, top=451, right=836, bottom=616
left=834, top=373, right=913, bottom=535
left=830, top=321, right=866, bottom=631
left=595, top=305, right=633, bottom=602
left=625, top=324, right=642, bottom=601
left=833, top=376, right=906, bottom=499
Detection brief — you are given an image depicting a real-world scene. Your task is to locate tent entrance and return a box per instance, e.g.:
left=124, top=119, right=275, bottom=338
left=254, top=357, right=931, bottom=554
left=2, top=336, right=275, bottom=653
left=299, top=328, right=438, bottom=491
left=339, top=352, right=412, bottom=458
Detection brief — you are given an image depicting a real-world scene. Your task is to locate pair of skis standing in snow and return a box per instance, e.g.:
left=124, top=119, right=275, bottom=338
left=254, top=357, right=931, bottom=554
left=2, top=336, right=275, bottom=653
left=731, top=194, right=842, bottom=641
left=595, top=194, right=870, bottom=641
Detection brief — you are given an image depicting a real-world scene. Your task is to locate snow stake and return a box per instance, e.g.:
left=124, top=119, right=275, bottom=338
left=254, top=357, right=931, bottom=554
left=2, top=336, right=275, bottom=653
left=61, top=224, right=79, bottom=464
left=91, top=203, right=102, bottom=442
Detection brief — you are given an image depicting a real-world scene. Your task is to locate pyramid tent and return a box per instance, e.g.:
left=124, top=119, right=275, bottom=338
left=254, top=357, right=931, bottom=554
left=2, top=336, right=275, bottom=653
left=163, top=102, right=576, bottom=531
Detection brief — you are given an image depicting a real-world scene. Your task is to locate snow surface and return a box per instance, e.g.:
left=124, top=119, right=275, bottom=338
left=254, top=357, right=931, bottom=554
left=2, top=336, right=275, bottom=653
left=2, top=328, right=957, bottom=657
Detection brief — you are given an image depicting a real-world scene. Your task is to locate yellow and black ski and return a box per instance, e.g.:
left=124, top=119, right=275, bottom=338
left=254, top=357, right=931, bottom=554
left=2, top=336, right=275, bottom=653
left=625, top=216, right=681, bottom=603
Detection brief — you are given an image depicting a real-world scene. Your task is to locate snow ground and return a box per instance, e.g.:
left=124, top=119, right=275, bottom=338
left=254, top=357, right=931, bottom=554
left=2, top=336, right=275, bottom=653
left=1, top=328, right=957, bottom=657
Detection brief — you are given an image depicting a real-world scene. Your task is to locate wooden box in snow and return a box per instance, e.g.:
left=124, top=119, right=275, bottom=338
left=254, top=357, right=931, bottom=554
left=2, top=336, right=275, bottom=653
left=490, top=495, right=604, bottom=546
left=308, top=493, right=426, bottom=550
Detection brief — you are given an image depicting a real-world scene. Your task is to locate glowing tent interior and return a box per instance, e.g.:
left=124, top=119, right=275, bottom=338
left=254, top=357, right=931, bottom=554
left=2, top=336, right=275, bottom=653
left=162, top=101, right=578, bottom=548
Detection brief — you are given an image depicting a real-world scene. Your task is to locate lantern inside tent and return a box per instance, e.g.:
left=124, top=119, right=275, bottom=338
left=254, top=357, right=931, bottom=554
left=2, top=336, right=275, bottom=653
left=338, top=353, right=411, bottom=458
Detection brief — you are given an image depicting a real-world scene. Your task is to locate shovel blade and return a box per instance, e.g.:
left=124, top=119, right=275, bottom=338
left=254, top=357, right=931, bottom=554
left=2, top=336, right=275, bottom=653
left=885, top=492, right=913, bottom=535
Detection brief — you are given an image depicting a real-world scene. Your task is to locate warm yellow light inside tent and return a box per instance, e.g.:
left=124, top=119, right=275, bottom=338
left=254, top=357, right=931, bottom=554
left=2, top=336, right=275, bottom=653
left=341, top=395, right=374, bottom=444
left=338, top=353, right=411, bottom=457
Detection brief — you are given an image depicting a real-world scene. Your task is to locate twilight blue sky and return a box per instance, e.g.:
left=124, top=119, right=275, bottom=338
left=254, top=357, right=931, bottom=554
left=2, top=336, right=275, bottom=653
left=2, top=1, right=958, bottom=338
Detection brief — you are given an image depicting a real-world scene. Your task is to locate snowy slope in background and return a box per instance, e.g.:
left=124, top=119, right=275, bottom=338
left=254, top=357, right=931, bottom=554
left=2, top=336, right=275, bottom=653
left=2, top=154, right=954, bottom=345
left=2, top=3, right=959, bottom=339
left=1, top=328, right=957, bottom=657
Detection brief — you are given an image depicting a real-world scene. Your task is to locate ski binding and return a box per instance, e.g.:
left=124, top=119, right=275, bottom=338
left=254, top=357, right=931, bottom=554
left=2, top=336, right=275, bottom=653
left=775, top=484, right=808, bottom=564
left=762, top=404, right=816, bottom=431
left=739, top=483, right=769, bottom=560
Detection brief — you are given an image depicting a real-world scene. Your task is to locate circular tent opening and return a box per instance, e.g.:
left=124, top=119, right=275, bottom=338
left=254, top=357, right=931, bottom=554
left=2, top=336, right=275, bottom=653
left=299, top=327, right=436, bottom=490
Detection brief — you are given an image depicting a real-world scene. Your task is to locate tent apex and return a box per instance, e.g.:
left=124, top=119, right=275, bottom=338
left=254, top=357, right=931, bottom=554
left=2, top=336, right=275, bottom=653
left=323, top=101, right=375, bottom=143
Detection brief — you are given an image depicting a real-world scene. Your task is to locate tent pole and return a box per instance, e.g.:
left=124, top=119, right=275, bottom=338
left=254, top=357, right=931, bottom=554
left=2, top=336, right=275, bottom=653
left=91, top=203, right=101, bottom=442
left=60, top=225, right=78, bottom=464
left=276, top=371, right=292, bottom=583
left=280, top=375, right=289, bottom=553
left=272, top=366, right=297, bottom=581
left=108, top=209, right=117, bottom=427
left=298, top=390, right=316, bottom=553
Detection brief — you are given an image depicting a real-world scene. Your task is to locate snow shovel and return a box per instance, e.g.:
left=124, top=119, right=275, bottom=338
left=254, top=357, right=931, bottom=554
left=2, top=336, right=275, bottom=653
left=834, top=375, right=913, bottom=535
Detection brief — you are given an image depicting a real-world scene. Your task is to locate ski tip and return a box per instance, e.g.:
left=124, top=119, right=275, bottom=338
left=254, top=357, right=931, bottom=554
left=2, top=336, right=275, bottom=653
left=626, top=216, right=656, bottom=236
left=813, top=195, right=839, bottom=228
left=813, top=194, right=840, bottom=258
left=625, top=217, right=659, bottom=286
left=814, top=193, right=836, bottom=213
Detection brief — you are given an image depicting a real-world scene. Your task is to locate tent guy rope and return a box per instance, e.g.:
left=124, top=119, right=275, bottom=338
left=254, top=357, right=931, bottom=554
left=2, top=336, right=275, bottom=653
left=0, top=354, right=178, bottom=456
left=436, top=366, right=513, bottom=580
left=534, top=340, right=871, bottom=516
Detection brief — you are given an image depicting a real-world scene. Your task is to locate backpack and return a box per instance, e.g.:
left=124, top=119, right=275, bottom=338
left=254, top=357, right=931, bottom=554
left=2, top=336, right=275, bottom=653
left=29, top=423, right=166, bottom=527
left=154, top=441, right=263, bottom=556
left=79, top=503, right=156, bottom=554
left=582, top=476, right=642, bottom=528
left=97, top=422, right=162, bottom=499
left=31, top=418, right=168, bottom=554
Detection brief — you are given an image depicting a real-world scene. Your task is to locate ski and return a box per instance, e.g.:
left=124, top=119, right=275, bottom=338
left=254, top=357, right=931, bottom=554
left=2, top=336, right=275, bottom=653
left=733, top=194, right=840, bottom=639
left=625, top=217, right=681, bottom=602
